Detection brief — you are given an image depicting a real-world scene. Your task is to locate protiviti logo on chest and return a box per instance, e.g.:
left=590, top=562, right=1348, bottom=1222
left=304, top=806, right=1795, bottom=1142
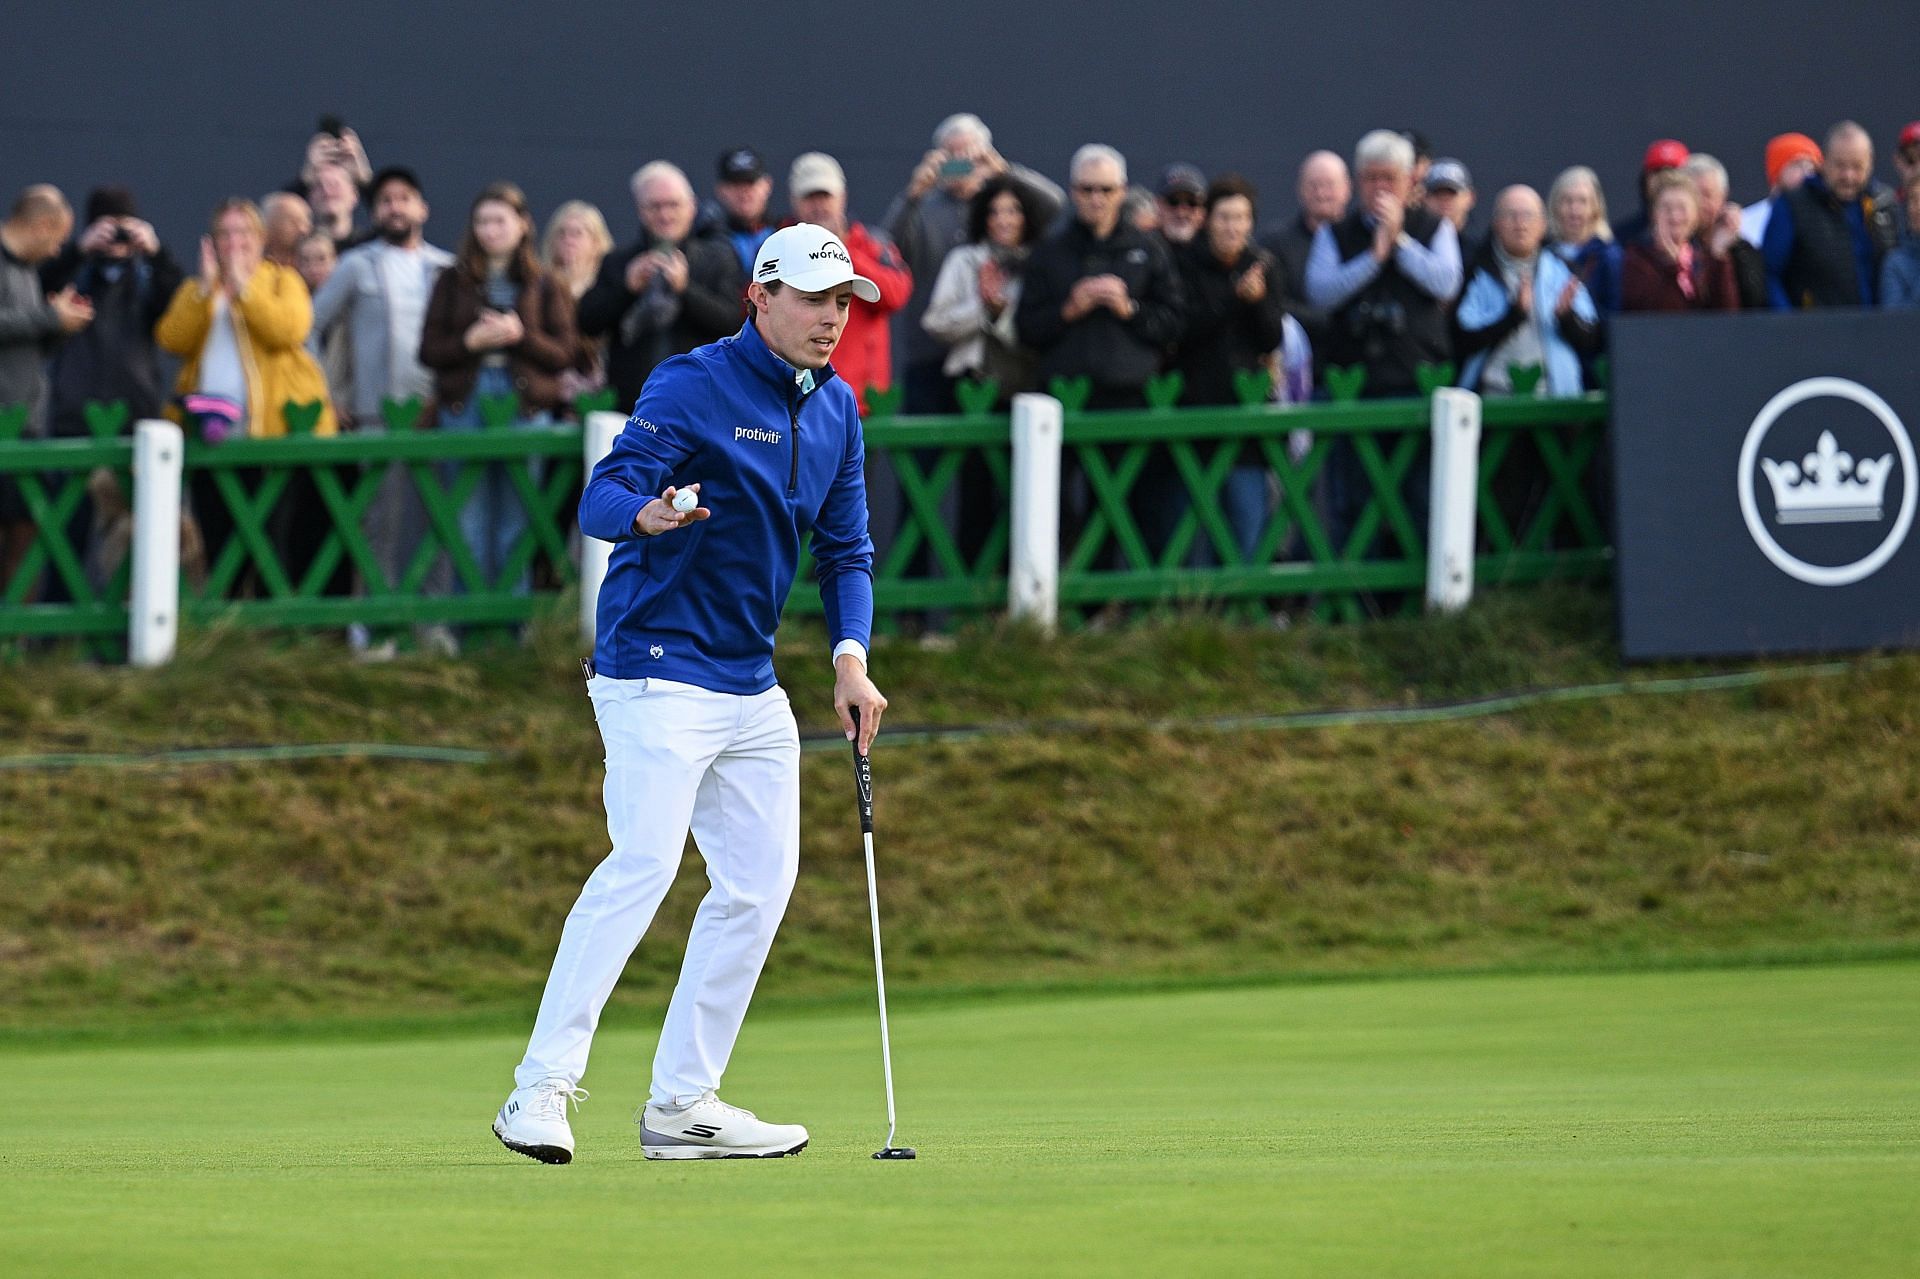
left=735, top=426, right=784, bottom=445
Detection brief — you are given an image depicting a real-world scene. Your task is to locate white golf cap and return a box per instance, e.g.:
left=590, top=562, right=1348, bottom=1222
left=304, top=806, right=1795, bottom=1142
left=751, top=223, right=880, bottom=303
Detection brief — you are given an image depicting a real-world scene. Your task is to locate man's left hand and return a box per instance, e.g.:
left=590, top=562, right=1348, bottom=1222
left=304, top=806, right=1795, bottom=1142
left=123, top=219, right=160, bottom=256
left=834, top=654, right=887, bottom=754
left=661, top=250, right=690, bottom=294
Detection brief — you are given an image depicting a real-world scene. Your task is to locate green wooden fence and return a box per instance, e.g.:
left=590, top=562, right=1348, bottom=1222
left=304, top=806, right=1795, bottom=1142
left=1045, top=392, right=1610, bottom=623
left=0, top=387, right=1612, bottom=647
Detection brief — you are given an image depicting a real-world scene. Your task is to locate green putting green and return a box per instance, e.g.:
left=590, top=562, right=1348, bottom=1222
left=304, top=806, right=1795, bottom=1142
left=4, top=963, right=1915, bottom=1277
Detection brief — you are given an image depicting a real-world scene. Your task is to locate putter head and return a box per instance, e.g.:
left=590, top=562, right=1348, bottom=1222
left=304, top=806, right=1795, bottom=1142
left=872, top=1146, right=917, bottom=1160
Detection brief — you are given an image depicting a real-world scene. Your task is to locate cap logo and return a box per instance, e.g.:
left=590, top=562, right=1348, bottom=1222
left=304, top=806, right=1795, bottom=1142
left=808, top=244, right=851, bottom=264
left=758, top=259, right=779, bottom=276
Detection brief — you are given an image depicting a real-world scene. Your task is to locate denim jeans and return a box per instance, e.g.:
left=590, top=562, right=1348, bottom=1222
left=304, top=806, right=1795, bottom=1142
left=437, top=366, right=550, bottom=595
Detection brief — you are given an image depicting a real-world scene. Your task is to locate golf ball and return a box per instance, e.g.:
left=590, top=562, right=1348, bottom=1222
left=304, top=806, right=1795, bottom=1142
left=672, top=488, right=698, bottom=513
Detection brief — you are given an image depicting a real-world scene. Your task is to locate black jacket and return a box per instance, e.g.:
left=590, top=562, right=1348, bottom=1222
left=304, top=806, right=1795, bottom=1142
left=1015, top=218, right=1185, bottom=395
left=41, top=243, right=183, bottom=436
left=1258, top=213, right=1329, bottom=364
left=1170, top=240, right=1286, bottom=406
left=1774, top=177, right=1900, bottom=308
left=578, top=229, right=744, bottom=412
left=1320, top=208, right=1453, bottom=397
left=1728, top=237, right=1769, bottom=310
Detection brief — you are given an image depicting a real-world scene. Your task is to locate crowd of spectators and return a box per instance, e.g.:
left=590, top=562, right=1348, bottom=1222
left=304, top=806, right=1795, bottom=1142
left=4, top=112, right=1918, bottom=635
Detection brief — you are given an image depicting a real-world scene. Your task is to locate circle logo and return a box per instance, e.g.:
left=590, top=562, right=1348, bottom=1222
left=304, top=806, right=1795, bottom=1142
left=1736, top=376, right=1915, bottom=587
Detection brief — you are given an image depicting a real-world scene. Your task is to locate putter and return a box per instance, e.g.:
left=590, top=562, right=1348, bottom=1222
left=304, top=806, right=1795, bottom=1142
left=851, top=706, right=916, bottom=1160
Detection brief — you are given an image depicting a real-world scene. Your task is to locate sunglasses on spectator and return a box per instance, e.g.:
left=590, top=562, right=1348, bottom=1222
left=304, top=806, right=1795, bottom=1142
left=1163, top=195, right=1203, bottom=209
left=1074, top=183, right=1121, bottom=195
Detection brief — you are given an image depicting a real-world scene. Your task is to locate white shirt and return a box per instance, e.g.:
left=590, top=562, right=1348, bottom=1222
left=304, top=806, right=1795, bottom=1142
left=198, top=294, right=248, bottom=413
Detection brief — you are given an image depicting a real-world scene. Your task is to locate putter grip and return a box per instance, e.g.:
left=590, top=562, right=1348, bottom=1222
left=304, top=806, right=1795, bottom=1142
left=850, top=706, right=873, bottom=834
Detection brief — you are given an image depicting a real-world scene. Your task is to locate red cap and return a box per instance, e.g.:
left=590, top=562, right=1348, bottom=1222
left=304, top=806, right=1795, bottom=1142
left=1900, top=121, right=1920, bottom=150
left=1642, top=139, right=1690, bottom=172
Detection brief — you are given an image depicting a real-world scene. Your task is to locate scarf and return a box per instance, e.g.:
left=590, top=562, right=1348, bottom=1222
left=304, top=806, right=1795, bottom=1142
left=1673, top=241, right=1697, bottom=301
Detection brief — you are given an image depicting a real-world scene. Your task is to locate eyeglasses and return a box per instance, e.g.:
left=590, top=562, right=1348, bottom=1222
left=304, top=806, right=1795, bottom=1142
left=1073, top=183, right=1120, bottom=196
left=1163, top=195, right=1203, bottom=210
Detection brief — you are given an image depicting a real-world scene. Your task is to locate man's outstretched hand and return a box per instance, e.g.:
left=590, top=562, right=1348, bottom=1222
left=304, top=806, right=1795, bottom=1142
left=632, top=484, right=710, bottom=536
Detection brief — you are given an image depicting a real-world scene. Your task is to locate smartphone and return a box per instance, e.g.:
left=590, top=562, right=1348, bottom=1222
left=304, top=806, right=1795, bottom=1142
left=938, top=157, right=975, bottom=180
left=317, top=114, right=346, bottom=139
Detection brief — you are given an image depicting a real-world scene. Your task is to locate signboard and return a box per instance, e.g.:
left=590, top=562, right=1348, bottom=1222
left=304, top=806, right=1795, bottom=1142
left=1610, top=310, right=1920, bottom=660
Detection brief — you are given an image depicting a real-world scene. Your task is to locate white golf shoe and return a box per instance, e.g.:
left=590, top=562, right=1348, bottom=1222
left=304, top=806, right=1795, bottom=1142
left=492, top=1080, right=589, bottom=1164
left=639, top=1092, right=809, bottom=1160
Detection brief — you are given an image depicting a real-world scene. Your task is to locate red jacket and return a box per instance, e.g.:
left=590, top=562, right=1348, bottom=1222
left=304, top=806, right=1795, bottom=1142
left=831, top=221, right=913, bottom=410
left=1619, top=240, right=1737, bottom=313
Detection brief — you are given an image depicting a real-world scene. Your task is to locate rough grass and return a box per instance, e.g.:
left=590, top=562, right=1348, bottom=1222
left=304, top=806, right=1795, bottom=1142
left=3, top=586, right=1918, bottom=1035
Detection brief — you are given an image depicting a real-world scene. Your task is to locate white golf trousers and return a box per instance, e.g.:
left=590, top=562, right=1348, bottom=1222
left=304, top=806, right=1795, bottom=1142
left=515, top=675, right=801, bottom=1107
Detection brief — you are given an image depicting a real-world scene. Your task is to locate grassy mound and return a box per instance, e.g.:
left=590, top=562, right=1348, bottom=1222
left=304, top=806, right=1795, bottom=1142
left=3, top=586, right=1917, bottom=1034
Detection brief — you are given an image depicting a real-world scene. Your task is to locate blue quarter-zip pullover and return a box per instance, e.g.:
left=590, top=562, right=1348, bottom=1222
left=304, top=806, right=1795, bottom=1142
left=580, top=321, right=874, bottom=692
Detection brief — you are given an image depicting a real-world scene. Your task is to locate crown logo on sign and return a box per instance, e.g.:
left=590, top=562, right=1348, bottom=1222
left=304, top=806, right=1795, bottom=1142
left=1760, top=431, right=1892, bottom=525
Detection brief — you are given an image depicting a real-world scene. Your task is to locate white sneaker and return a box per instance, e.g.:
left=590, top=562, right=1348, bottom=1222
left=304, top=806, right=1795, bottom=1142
left=492, top=1080, right=588, bottom=1164
left=639, top=1092, right=808, bottom=1160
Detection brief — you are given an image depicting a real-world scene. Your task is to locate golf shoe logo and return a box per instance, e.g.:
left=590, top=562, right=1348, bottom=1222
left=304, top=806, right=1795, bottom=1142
left=685, top=1124, right=721, bottom=1139
left=1737, top=376, right=1916, bottom=587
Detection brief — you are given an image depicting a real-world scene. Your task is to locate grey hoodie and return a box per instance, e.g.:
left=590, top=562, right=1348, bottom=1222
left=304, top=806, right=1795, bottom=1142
left=310, top=238, right=452, bottom=424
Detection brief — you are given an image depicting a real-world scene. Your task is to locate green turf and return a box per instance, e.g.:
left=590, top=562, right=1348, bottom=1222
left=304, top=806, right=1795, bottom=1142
left=4, top=963, right=1914, bottom=1277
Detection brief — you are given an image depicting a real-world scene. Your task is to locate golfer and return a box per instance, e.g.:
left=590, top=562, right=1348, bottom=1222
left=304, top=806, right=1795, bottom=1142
left=493, top=223, right=887, bottom=1163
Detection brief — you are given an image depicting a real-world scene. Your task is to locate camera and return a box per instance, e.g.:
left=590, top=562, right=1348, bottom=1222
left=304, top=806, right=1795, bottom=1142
left=1346, top=298, right=1409, bottom=362
left=110, top=225, right=133, bottom=246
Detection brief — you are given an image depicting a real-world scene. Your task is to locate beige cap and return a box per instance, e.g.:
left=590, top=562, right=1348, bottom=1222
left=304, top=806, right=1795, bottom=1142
left=789, top=151, right=846, bottom=200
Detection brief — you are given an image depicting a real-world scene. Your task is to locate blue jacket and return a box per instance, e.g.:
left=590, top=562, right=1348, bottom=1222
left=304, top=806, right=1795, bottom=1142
left=1761, top=174, right=1899, bottom=308
left=1881, top=237, right=1920, bottom=308
left=1552, top=236, right=1621, bottom=314
left=580, top=321, right=875, bottom=692
left=1455, top=245, right=1599, bottom=398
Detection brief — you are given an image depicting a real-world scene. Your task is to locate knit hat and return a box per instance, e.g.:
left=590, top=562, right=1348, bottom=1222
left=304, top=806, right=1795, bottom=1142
left=1899, top=122, right=1920, bottom=151
left=1764, top=133, right=1823, bottom=188
left=84, top=186, right=137, bottom=224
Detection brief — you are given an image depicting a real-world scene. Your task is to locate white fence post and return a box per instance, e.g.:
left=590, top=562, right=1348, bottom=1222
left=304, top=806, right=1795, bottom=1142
left=580, top=411, right=625, bottom=644
left=1009, top=392, right=1063, bottom=633
left=1426, top=387, right=1483, bottom=614
left=129, top=418, right=184, bottom=667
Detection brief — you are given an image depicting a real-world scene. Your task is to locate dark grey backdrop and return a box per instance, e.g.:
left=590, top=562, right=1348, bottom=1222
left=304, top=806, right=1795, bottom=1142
left=4, top=2, right=1916, bottom=253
